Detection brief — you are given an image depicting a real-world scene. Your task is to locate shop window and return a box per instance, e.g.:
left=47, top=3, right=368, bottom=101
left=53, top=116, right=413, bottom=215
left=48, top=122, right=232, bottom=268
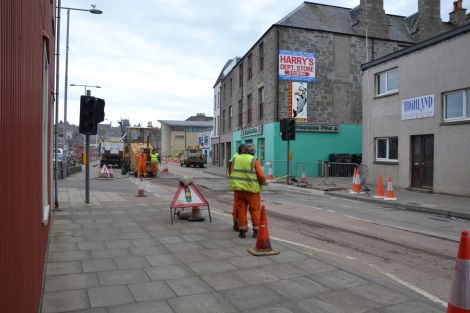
left=376, top=68, right=398, bottom=96
left=238, top=100, right=243, bottom=128
left=248, top=53, right=253, bottom=80
left=247, top=94, right=252, bottom=124
left=258, top=87, right=264, bottom=120
left=258, top=138, right=265, bottom=163
left=228, top=106, right=232, bottom=130
left=259, top=42, right=264, bottom=71
left=239, top=63, right=244, bottom=87
left=444, top=88, right=470, bottom=122
left=375, top=137, right=398, bottom=162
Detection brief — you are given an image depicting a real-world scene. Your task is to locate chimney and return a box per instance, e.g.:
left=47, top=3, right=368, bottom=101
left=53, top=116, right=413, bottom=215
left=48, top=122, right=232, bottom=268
left=353, top=0, right=389, bottom=38
left=414, top=0, right=443, bottom=41
left=450, top=0, right=467, bottom=27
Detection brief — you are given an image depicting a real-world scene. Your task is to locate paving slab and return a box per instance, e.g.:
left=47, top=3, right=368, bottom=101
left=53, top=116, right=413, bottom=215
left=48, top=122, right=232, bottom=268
left=98, top=269, right=150, bottom=286
left=90, top=248, right=130, bottom=259
left=87, top=285, right=135, bottom=308
left=317, top=289, right=379, bottom=313
left=105, top=239, right=134, bottom=249
left=115, top=256, right=151, bottom=269
left=145, top=253, right=181, bottom=266
left=228, top=254, right=274, bottom=269
left=222, top=284, right=285, bottom=311
left=42, top=289, right=89, bottom=313
left=130, top=245, right=170, bottom=256
left=188, top=259, right=236, bottom=275
left=128, top=280, right=176, bottom=301
left=234, top=267, right=280, bottom=285
left=48, top=250, right=90, bottom=262
left=263, top=263, right=307, bottom=279
left=166, top=276, right=214, bottom=296
left=82, top=259, right=117, bottom=272
left=201, top=271, right=249, bottom=291
left=377, top=301, right=444, bottom=313
left=144, top=264, right=195, bottom=280
left=168, top=292, right=238, bottom=313
left=283, top=298, right=345, bottom=313
left=48, top=243, right=78, bottom=252
left=107, top=300, right=174, bottom=313
left=244, top=306, right=295, bottom=313
left=175, top=251, right=211, bottom=263
left=268, top=276, right=329, bottom=301
left=78, top=241, right=107, bottom=251
left=44, top=273, right=99, bottom=292
left=308, top=270, right=369, bottom=290
left=46, top=261, right=83, bottom=276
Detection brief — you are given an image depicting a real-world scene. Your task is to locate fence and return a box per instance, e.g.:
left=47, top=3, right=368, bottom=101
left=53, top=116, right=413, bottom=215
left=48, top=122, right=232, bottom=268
left=319, top=161, right=358, bottom=178
left=262, top=160, right=358, bottom=179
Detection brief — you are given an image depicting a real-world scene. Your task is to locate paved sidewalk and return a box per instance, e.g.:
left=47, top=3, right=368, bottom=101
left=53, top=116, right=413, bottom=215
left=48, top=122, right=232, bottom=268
left=41, top=179, right=446, bottom=313
left=205, top=165, right=470, bottom=220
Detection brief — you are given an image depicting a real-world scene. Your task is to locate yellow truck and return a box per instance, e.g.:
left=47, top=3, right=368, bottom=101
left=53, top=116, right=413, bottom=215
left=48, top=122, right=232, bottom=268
left=121, top=127, right=156, bottom=176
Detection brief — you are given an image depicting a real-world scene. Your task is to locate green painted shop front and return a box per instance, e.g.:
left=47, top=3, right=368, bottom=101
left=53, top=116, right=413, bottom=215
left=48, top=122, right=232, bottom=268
left=232, top=122, right=362, bottom=177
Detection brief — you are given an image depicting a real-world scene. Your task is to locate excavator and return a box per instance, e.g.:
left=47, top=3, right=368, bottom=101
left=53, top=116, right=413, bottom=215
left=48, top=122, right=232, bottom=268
left=120, top=126, right=156, bottom=177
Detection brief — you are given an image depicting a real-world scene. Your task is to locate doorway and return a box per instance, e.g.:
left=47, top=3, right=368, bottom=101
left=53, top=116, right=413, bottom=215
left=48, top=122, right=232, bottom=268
left=411, top=135, right=434, bottom=189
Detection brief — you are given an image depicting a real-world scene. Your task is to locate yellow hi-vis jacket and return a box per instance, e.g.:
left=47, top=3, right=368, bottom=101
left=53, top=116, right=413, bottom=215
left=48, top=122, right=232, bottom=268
left=150, top=151, right=159, bottom=164
left=229, top=154, right=261, bottom=193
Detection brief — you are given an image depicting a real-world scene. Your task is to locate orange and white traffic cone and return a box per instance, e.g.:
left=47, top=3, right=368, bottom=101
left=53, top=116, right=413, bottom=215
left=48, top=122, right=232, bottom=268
left=447, top=230, right=470, bottom=313
left=247, top=205, right=279, bottom=256
left=136, top=177, right=146, bottom=197
left=384, top=176, right=397, bottom=200
left=267, top=162, right=273, bottom=180
left=163, top=158, right=169, bottom=173
left=300, top=167, right=307, bottom=183
left=349, top=168, right=362, bottom=194
left=374, top=176, right=385, bottom=198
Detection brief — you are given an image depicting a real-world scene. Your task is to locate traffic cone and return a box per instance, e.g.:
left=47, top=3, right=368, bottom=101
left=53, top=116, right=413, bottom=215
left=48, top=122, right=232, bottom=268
left=188, top=206, right=205, bottom=222
left=267, top=162, right=273, bottom=180
left=248, top=205, right=279, bottom=256
left=349, top=168, right=362, bottom=194
left=384, top=177, right=397, bottom=200
left=447, top=230, right=470, bottom=313
left=108, top=165, right=114, bottom=178
left=163, top=158, right=169, bottom=173
left=374, top=176, right=385, bottom=198
left=136, top=177, right=146, bottom=197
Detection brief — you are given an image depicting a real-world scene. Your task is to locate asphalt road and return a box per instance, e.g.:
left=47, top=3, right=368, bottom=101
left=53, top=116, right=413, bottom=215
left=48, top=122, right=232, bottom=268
left=60, top=163, right=470, bottom=309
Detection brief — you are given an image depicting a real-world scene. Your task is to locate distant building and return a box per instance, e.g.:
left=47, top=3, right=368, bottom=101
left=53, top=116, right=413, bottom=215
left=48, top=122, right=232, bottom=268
left=362, top=24, right=470, bottom=196
left=197, top=130, right=212, bottom=163
left=216, top=0, right=468, bottom=176
left=159, top=115, right=213, bottom=156
left=0, top=0, right=56, bottom=311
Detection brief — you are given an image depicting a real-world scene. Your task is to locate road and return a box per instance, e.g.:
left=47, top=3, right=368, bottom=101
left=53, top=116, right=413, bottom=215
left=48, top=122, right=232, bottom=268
left=60, top=163, right=470, bottom=310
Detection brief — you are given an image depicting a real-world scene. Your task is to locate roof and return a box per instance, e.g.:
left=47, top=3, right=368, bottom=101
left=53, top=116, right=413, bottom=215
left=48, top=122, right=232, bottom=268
left=275, top=2, right=414, bottom=43
left=213, top=57, right=241, bottom=87
left=158, top=120, right=213, bottom=127
left=362, top=23, right=470, bottom=71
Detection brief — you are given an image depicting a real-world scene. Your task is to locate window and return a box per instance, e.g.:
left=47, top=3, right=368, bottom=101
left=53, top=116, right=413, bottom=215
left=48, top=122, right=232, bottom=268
left=228, top=106, right=232, bottom=130
left=258, top=87, right=264, bottom=120
left=214, top=95, right=216, bottom=110
left=238, top=100, right=243, bottom=128
left=376, top=137, right=398, bottom=162
left=248, top=53, right=253, bottom=80
left=239, top=63, right=244, bottom=87
left=175, top=135, right=185, bottom=140
left=258, top=138, right=265, bottom=163
left=223, top=83, right=226, bottom=101
left=222, top=109, right=226, bottom=132
left=259, top=42, right=264, bottom=71
left=247, top=94, right=252, bottom=124
left=42, top=40, right=51, bottom=224
left=229, top=78, right=232, bottom=97
left=376, top=68, right=398, bottom=96
left=444, top=88, right=470, bottom=121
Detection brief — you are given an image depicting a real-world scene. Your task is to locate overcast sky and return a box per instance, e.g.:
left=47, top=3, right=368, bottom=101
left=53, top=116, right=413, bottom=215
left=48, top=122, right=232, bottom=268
left=58, top=0, right=457, bottom=127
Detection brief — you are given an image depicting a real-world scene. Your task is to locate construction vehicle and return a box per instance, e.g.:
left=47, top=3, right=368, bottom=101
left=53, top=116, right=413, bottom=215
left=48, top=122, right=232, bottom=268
left=99, top=141, right=124, bottom=168
left=121, top=126, right=156, bottom=176
left=180, top=146, right=205, bottom=168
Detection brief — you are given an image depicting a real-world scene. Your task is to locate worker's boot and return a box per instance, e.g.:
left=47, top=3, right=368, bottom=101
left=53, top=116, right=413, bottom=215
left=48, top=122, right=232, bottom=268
left=233, top=222, right=239, bottom=232
left=239, top=230, right=246, bottom=238
left=252, top=230, right=258, bottom=239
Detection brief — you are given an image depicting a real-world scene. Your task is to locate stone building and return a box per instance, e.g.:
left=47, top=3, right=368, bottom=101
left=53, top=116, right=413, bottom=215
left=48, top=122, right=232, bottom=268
left=216, top=0, right=468, bottom=176
left=361, top=24, right=470, bottom=196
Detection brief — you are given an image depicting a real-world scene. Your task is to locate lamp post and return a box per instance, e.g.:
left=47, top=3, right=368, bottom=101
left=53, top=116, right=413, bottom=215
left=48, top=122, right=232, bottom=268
left=70, top=83, right=101, bottom=95
left=53, top=3, right=103, bottom=210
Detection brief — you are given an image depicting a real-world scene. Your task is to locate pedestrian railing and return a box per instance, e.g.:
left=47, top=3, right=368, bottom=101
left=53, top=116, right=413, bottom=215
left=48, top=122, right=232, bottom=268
left=319, top=161, right=358, bottom=177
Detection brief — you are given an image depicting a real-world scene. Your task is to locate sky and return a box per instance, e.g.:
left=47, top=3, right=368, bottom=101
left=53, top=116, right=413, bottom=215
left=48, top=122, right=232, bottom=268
left=58, top=0, right=458, bottom=127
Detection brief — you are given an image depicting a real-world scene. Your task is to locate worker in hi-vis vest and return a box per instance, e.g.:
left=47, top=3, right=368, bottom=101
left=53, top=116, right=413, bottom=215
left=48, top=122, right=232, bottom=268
left=136, top=148, right=147, bottom=178
left=150, top=148, right=160, bottom=177
left=229, top=143, right=267, bottom=238
left=228, top=144, right=246, bottom=232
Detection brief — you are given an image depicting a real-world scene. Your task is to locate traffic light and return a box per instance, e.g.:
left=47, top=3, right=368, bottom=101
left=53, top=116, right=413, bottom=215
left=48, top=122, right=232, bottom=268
left=79, top=96, right=106, bottom=135
left=280, top=118, right=296, bottom=141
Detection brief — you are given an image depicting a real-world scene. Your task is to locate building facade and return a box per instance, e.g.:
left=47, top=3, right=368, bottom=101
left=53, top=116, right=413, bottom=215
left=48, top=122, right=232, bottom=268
left=0, top=0, right=56, bottom=311
left=159, top=114, right=213, bottom=156
left=362, top=24, right=470, bottom=196
left=218, top=0, right=467, bottom=176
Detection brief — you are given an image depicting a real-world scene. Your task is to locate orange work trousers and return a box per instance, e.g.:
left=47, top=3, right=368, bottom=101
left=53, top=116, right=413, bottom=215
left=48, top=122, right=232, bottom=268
left=152, top=163, right=158, bottom=176
left=137, top=163, right=147, bottom=178
left=232, top=192, right=238, bottom=223
left=234, top=191, right=260, bottom=231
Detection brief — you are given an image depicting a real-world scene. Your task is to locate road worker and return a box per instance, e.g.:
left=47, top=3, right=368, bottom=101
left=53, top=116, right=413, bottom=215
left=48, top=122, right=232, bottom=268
left=137, top=148, right=147, bottom=178
left=228, top=144, right=246, bottom=232
left=229, top=143, right=267, bottom=238
left=150, top=148, right=160, bottom=177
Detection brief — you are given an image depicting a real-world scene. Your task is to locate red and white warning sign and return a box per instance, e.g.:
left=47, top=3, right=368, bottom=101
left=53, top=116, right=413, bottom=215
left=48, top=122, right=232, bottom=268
left=170, top=183, right=208, bottom=208
left=100, top=164, right=111, bottom=178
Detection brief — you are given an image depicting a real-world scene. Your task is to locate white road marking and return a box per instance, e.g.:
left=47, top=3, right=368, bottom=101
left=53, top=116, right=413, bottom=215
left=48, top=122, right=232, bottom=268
left=327, top=209, right=336, bottom=213
left=344, top=214, right=373, bottom=223
left=153, top=193, right=160, bottom=198
left=208, top=209, right=446, bottom=306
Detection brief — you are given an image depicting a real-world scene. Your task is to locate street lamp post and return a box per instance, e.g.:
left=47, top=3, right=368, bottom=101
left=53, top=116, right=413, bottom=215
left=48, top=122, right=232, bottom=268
left=62, top=6, right=103, bottom=152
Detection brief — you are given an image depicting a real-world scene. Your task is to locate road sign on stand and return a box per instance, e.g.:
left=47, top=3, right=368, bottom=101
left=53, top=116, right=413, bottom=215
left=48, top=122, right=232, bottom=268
left=170, top=181, right=211, bottom=224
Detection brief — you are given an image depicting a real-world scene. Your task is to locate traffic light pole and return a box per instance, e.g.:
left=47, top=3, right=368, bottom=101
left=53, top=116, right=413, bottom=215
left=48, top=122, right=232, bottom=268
left=85, top=134, right=90, bottom=204
left=286, top=140, right=290, bottom=185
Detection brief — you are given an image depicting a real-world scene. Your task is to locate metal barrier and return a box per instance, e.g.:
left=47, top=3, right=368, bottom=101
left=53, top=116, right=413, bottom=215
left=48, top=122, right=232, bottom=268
left=319, top=161, right=358, bottom=177
left=262, top=160, right=288, bottom=178
left=293, top=161, right=319, bottom=177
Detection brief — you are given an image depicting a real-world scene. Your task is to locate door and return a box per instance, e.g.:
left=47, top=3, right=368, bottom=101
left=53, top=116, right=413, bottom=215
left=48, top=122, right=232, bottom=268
left=411, top=135, right=434, bottom=189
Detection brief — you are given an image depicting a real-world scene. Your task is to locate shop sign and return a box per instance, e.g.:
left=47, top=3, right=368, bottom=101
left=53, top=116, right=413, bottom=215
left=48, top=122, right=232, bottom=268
left=401, top=95, right=434, bottom=120
left=241, top=125, right=263, bottom=138
left=279, top=50, right=316, bottom=82
left=296, top=124, right=340, bottom=133
left=288, top=81, right=308, bottom=123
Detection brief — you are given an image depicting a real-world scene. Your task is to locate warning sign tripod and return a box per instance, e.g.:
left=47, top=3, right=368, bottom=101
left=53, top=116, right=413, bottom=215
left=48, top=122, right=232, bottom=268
left=170, top=177, right=211, bottom=225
